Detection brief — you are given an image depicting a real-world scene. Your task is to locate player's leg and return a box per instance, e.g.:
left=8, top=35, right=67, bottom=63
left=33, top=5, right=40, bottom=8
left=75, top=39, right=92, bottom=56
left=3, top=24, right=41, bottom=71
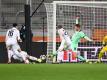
left=6, top=41, right=13, bottom=63
left=77, top=55, right=86, bottom=61
left=21, top=51, right=43, bottom=63
left=13, top=55, right=29, bottom=64
left=13, top=51, right=30, bottom=64
left=57, top=51, right=63, bottom=63
left=98, top=46, right=107, bottom=62
left=13, top=55, right=23, bottom=62
left=12, top=43, right=21, bottom=57
left=12, top=43, right=27, bottom=63
left=67, top=42, right=77, bottom=61
left=21, top=51, right=42, bottom=63
left=6, top=46, right=14, bottom=63
left=57, top=40, right=65, bottom=63
left=29, top=56, right=42, bottom=63
left=7, top=49, right=13, bottom=63
left=71, top=45, right=86, bottom=62
left=76, top=51, right=86, bottom=62
left=22, top=51, right=37, bottom=61
left=21, top=51, right=42, bottom=62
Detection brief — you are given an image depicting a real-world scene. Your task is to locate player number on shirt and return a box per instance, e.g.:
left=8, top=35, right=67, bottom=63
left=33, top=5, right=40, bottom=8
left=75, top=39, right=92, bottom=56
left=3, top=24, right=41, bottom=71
left=8, top=30, right=14, bottom=37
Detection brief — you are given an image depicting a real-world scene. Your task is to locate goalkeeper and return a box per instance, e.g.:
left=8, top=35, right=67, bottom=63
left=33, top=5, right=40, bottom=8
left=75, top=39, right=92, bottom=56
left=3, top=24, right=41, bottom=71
left=98, top=35, right=107, bottom=62
left=71, top=24, right=93, bottom=62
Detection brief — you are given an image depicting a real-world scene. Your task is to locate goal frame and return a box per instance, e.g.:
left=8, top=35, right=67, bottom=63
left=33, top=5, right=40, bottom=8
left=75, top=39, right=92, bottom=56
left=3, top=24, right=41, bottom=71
left=52, top=1, right=107, bottom=54
left=45, top=1, right=107, bottom=62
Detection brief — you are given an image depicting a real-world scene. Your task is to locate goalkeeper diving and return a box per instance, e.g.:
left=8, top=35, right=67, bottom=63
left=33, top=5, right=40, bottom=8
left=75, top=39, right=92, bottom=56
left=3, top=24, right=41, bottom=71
left=56, top=24, right=94, bottom=63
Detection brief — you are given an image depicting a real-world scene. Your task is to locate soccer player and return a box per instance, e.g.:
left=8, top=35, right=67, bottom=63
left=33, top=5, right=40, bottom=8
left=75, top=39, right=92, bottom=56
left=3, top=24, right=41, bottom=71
left=9, top=50, right=42, bottom=64
left=97, top=35, right=107, bottom=62
left=5, top=23, right=26, bottom=63
left=71, top=24, right=93, bottom=62
left=57, top=25, right=72, bottom=63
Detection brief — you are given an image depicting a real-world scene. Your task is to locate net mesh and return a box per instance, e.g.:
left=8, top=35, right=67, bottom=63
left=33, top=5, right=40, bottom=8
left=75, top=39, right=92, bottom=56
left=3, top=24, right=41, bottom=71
left=45, top=1, right=107, bottom=62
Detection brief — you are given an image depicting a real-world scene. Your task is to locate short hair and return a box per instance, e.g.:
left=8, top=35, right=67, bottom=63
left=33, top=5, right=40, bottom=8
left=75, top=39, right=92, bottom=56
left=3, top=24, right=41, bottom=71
left=57, top=25, right=63, bottom=29
left=13, top=23, right=17, bottom=27
left=75, top=24, right=80, bottom=28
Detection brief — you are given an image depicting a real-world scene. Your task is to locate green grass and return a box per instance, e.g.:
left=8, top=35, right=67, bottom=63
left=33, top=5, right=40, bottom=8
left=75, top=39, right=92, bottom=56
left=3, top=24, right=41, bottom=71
left=0, top=63, right=107, bottom=80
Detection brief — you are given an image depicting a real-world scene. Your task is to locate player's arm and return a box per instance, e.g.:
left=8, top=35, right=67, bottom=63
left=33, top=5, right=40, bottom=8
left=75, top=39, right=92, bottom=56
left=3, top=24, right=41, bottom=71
left=17, top=30, right=22, bottom=42
left=84, top=36, right=93, bottom=42
left=80, top=31, right=93, bottom=42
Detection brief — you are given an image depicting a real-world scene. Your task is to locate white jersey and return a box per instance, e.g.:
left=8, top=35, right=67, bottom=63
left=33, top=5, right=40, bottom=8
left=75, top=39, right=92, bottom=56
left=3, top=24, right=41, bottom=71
left=5, top=27, right=20, bottom=44
left=58, top=28, right=71, bottom=44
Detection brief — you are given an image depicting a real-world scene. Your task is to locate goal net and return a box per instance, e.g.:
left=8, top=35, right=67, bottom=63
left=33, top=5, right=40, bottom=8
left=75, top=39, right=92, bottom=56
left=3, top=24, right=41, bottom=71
left=45, top=1, right=107, bottom=62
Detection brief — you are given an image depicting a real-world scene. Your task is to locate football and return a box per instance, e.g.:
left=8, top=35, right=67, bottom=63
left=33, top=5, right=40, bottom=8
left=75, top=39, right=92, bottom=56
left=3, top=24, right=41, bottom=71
left=40, top=55, right=46, bottom=60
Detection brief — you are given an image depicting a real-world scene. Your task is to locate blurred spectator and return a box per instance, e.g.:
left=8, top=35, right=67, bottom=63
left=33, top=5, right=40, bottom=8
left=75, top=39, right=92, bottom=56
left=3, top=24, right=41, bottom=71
left=20, top=25, right=26, bottom=41
left=20, top=25, right=33, bottom=42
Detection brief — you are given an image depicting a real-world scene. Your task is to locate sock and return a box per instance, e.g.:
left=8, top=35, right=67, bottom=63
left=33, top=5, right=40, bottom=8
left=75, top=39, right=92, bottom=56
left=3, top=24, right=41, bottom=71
left=53, top=56, right=56, bottom=63
left=52, top=51, right=57, bottom=63
left=77, top=55, right=86, bottom=61
left=25, top=59, right=29, bottom=64
left=8, top=50, right=13, bottom=62
left=29, top=56, right=38, bottom=61
left=71, top=51, right=77, bottom=59
left=57, top=51, right=63, bottom=62
left=98, top=52, right=104, bottom=61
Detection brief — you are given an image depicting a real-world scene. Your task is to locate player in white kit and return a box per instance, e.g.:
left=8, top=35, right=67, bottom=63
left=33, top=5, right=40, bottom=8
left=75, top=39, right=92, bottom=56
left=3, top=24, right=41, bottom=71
left=57, top=25, right=72, bottom=62
left=5, top=23, right=26, bottom=63
left=9, top=50, right=42, bottom=64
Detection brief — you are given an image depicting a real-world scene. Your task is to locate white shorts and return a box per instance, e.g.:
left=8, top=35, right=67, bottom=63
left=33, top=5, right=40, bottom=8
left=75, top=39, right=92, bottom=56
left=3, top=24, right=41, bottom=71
left=6, top=40, right=20, bottom=53
left=6, top=39, right=17, bottom=46
left=65, top=42, right=72, bottom=50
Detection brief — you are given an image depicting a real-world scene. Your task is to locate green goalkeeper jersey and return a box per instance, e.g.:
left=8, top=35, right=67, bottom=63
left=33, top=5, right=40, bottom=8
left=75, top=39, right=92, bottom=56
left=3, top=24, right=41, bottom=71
left=71, top=30, right=86, bottom=52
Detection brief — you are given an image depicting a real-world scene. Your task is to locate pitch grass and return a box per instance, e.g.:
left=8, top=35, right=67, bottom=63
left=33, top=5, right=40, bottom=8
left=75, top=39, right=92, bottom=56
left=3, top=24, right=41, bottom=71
left=0, top=63, right=107, bottom=80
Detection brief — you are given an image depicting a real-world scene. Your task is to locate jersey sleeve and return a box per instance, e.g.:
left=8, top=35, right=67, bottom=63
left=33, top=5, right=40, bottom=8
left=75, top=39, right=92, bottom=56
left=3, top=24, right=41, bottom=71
left=79, top=31, right=86, bottom=38
left=17, top=30, right=21, bottom=40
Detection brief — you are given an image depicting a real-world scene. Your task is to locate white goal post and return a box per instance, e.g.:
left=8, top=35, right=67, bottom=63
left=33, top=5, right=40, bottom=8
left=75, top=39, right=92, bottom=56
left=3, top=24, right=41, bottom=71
left=45, top=1, right=107, bottom=62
